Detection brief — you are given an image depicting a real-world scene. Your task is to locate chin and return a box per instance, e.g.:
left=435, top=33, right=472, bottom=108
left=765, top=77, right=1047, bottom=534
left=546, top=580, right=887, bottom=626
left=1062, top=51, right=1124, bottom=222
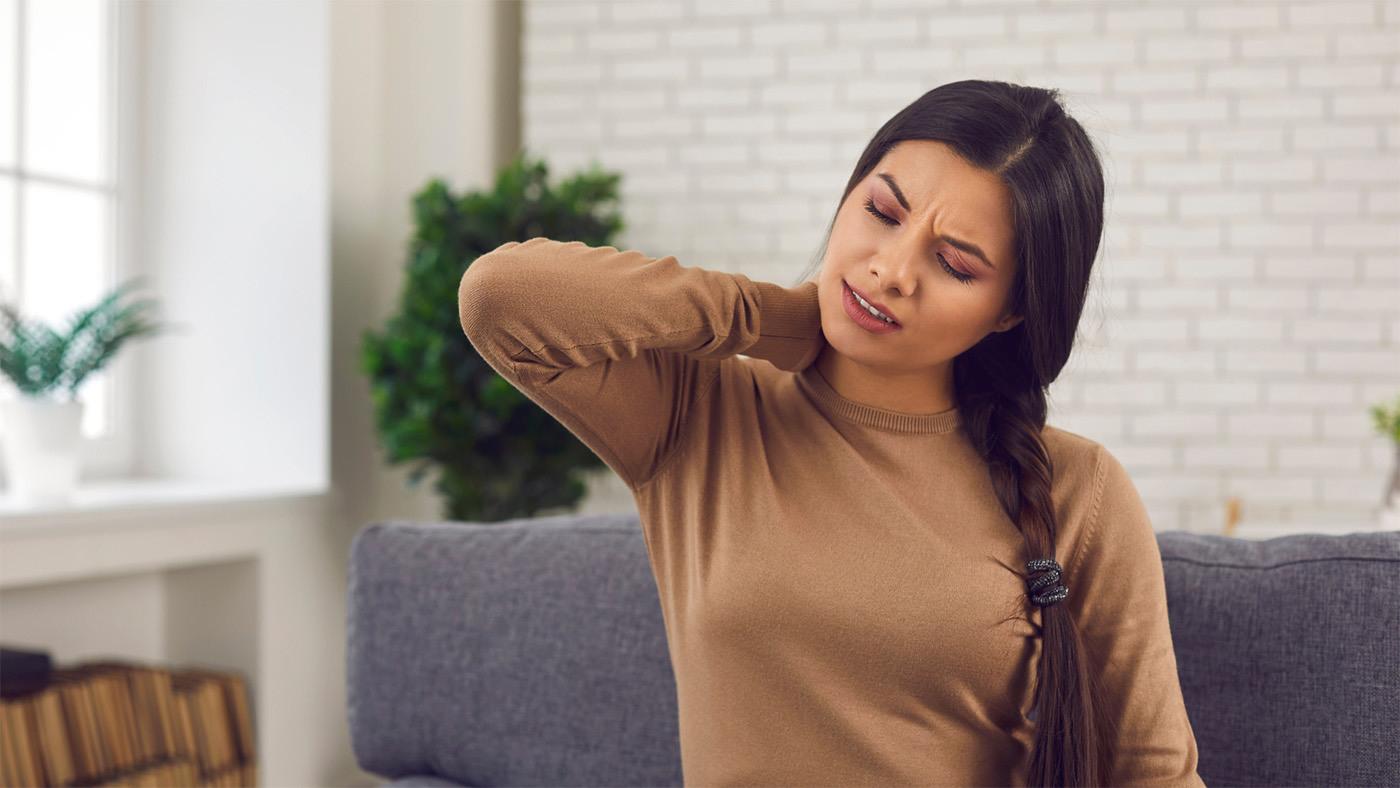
left=823, top=320, right=896, bottom=364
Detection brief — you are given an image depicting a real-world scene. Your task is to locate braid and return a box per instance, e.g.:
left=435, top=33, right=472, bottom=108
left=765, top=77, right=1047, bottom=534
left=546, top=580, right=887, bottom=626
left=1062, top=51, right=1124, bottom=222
left=955, top=334, right=1117, bottom=787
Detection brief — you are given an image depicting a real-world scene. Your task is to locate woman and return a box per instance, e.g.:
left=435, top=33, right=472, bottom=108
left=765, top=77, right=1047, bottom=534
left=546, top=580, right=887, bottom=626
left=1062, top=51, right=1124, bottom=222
left=459, top=80, right=1206, bottom=788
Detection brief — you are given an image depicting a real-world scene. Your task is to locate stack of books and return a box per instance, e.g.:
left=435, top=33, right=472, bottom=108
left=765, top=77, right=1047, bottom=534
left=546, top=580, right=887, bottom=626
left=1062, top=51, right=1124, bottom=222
left=0, top=659, right=256, bottom=787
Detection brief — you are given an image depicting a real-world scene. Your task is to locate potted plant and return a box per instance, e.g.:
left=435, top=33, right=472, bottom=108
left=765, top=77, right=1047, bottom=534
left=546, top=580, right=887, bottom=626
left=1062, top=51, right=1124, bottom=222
left=359, top=150, right=625, bottom=523
left=0, top=278, right=174, bottom=501
left=1372, top=394, right=1400, bottom=530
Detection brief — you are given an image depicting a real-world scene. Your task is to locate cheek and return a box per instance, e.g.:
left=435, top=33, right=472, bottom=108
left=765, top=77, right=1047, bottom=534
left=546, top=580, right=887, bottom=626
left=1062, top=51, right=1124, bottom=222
left=827, top=208, right=868, bottom=254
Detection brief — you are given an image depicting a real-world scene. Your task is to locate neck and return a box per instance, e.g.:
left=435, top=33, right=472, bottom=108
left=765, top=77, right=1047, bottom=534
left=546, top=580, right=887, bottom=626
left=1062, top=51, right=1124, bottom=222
left=813, top=344, right=957, bottom=415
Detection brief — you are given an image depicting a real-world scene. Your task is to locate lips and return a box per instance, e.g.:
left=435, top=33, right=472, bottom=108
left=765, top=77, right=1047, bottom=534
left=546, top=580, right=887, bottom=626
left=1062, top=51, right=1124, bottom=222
left=842, top=280, right=903, bottom=334
left=845, top=281, right=900, bottom=325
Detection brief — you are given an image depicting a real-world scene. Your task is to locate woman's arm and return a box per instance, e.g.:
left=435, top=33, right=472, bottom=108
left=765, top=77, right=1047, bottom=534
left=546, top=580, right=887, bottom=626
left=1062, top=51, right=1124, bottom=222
left=1066, top=446, right=1208, bottom=788
left=458, top=237, right=824, bottom=491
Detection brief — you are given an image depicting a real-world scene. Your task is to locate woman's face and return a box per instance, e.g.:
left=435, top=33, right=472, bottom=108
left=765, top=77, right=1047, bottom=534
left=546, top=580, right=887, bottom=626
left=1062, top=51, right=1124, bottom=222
left=817, top=140, right=1023, bottom=383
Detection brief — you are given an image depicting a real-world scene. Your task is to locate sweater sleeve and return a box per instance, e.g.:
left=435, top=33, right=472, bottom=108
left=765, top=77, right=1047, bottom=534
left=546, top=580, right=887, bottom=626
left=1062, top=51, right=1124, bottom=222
left=457, top=237, right=824, bottom=490
left=1066, top=446, right=1207, bottom=788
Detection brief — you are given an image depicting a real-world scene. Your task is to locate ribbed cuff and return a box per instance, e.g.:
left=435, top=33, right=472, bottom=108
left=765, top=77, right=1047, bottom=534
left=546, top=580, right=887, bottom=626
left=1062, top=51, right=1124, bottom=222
left=748, top=280, right=824, bottom=372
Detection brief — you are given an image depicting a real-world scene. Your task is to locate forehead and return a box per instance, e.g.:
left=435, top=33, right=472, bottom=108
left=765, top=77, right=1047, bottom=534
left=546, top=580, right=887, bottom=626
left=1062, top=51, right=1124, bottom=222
left=873, top=140, right=1015, bottom=248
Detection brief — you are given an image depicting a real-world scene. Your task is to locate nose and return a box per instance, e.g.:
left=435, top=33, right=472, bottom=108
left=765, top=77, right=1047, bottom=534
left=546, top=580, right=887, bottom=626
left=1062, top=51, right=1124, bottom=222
left=869, top=235, right=919, bottom=298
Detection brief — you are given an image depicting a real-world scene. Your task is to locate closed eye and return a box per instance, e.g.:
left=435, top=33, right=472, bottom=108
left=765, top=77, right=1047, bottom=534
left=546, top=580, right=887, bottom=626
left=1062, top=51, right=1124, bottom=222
left=863, top=196, right=898, bottom=227
left=862, top=197, right=975, bottom=285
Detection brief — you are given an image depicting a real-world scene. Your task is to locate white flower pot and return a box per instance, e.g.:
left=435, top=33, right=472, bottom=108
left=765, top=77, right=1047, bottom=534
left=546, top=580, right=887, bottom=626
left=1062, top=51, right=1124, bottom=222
left=1382, top=443, right=1400, bottom=531
left=0, top=397, right=85, bottom=502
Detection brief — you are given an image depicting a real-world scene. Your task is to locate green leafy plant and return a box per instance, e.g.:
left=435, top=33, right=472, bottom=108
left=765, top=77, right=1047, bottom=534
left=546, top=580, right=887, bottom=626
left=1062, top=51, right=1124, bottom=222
left=359, top=149, right=625, bottom=523
left=1371, top=394, right=1400, bottom=443
left=0, top=277, right=176, bottom=401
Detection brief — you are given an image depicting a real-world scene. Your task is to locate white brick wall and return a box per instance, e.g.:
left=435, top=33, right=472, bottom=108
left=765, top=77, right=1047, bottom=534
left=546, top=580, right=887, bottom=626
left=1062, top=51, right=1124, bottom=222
left=521, top=0, right=1400, bottom=533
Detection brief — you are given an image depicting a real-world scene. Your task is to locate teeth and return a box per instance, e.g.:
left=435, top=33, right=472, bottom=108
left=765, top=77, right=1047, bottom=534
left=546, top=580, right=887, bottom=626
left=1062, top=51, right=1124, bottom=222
left=853, top=290, right=894, bottom=323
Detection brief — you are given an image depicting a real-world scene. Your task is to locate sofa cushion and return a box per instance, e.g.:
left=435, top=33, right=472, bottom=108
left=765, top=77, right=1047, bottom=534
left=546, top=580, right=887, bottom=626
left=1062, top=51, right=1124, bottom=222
left=385, top=776, right=467, bottom=787
left=346, top=513, right=684, bottom=788
left=1159, top=530, right=1400, bottom=787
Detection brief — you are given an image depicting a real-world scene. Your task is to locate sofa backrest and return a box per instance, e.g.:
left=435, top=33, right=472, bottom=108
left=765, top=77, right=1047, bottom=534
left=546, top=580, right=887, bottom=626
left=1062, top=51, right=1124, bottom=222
left=1158, top=529, right=1399, bottom=787
left=346, top=513, right=684, bottom=787
left=347, top=514, right=1400, bottom=788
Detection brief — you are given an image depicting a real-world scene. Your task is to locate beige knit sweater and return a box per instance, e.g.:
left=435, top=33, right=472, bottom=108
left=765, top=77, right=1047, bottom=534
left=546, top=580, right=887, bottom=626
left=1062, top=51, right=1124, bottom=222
left=459, top=237, right=1205, bottom=788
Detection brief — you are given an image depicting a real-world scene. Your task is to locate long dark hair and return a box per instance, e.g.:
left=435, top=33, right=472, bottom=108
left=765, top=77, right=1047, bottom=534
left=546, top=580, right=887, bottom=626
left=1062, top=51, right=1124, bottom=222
left=796, top=79, right=1114, bottom=787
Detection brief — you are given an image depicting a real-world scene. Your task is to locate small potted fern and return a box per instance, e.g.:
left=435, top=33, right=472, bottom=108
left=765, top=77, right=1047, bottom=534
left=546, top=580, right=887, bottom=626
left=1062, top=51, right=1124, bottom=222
left=0, top=278, right=174, bottom=501
left=1373, top=394, right=1400, bottom=530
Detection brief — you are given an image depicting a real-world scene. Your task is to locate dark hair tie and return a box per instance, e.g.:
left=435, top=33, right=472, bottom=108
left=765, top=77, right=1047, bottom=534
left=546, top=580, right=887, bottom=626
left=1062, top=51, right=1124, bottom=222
left=1026, top=558, right=1069, bottom=608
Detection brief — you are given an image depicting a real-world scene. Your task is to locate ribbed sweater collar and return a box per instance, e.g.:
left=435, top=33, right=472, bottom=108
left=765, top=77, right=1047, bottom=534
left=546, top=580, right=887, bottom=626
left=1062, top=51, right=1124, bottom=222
left=795, top=363, right=963, bottom=435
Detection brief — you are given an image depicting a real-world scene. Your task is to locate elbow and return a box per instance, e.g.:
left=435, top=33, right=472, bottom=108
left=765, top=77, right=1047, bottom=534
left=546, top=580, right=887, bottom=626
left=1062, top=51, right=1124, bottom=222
left=457, top=265, right=485, bottom=343
left=457, top=242, right=519, bottom=342
left=457, top=260, right=486, bottom=341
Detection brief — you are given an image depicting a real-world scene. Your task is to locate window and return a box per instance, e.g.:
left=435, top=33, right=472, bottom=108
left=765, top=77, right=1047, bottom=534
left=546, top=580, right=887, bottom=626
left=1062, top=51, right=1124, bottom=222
left=0, top=0, right=123, bottom=442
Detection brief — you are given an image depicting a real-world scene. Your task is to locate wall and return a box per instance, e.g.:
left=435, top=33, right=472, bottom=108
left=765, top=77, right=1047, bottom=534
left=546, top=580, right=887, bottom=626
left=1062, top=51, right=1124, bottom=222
left=520, top=0, right=1400, bottom=532
left=132, top=0, right=330, bottom=489
left=330, top=0, right=529, bottom=536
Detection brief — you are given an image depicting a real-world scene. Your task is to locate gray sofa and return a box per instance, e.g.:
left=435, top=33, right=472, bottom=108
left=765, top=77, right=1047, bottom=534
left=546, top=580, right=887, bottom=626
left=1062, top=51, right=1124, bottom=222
left=345, top=512, right=1400, bottom=787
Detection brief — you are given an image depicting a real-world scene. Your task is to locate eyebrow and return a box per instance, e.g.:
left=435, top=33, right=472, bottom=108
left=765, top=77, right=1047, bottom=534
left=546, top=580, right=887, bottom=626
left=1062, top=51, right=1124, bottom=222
left=876, top=172, right=997, bottom=271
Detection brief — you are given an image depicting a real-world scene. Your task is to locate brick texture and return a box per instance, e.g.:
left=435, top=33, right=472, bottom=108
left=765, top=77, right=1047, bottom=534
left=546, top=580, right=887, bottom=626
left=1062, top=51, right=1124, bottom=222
left=522, top=0, right=1400, bottom=533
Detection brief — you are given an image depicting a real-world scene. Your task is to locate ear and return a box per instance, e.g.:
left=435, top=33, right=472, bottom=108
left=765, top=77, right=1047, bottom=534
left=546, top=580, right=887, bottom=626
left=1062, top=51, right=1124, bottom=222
left=995, top=312, right=1024, bottom=333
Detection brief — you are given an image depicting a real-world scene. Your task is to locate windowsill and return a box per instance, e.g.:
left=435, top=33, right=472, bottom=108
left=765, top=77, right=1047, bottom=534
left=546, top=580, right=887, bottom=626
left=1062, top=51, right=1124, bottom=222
left=0, top=477, right=332, bottom=538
